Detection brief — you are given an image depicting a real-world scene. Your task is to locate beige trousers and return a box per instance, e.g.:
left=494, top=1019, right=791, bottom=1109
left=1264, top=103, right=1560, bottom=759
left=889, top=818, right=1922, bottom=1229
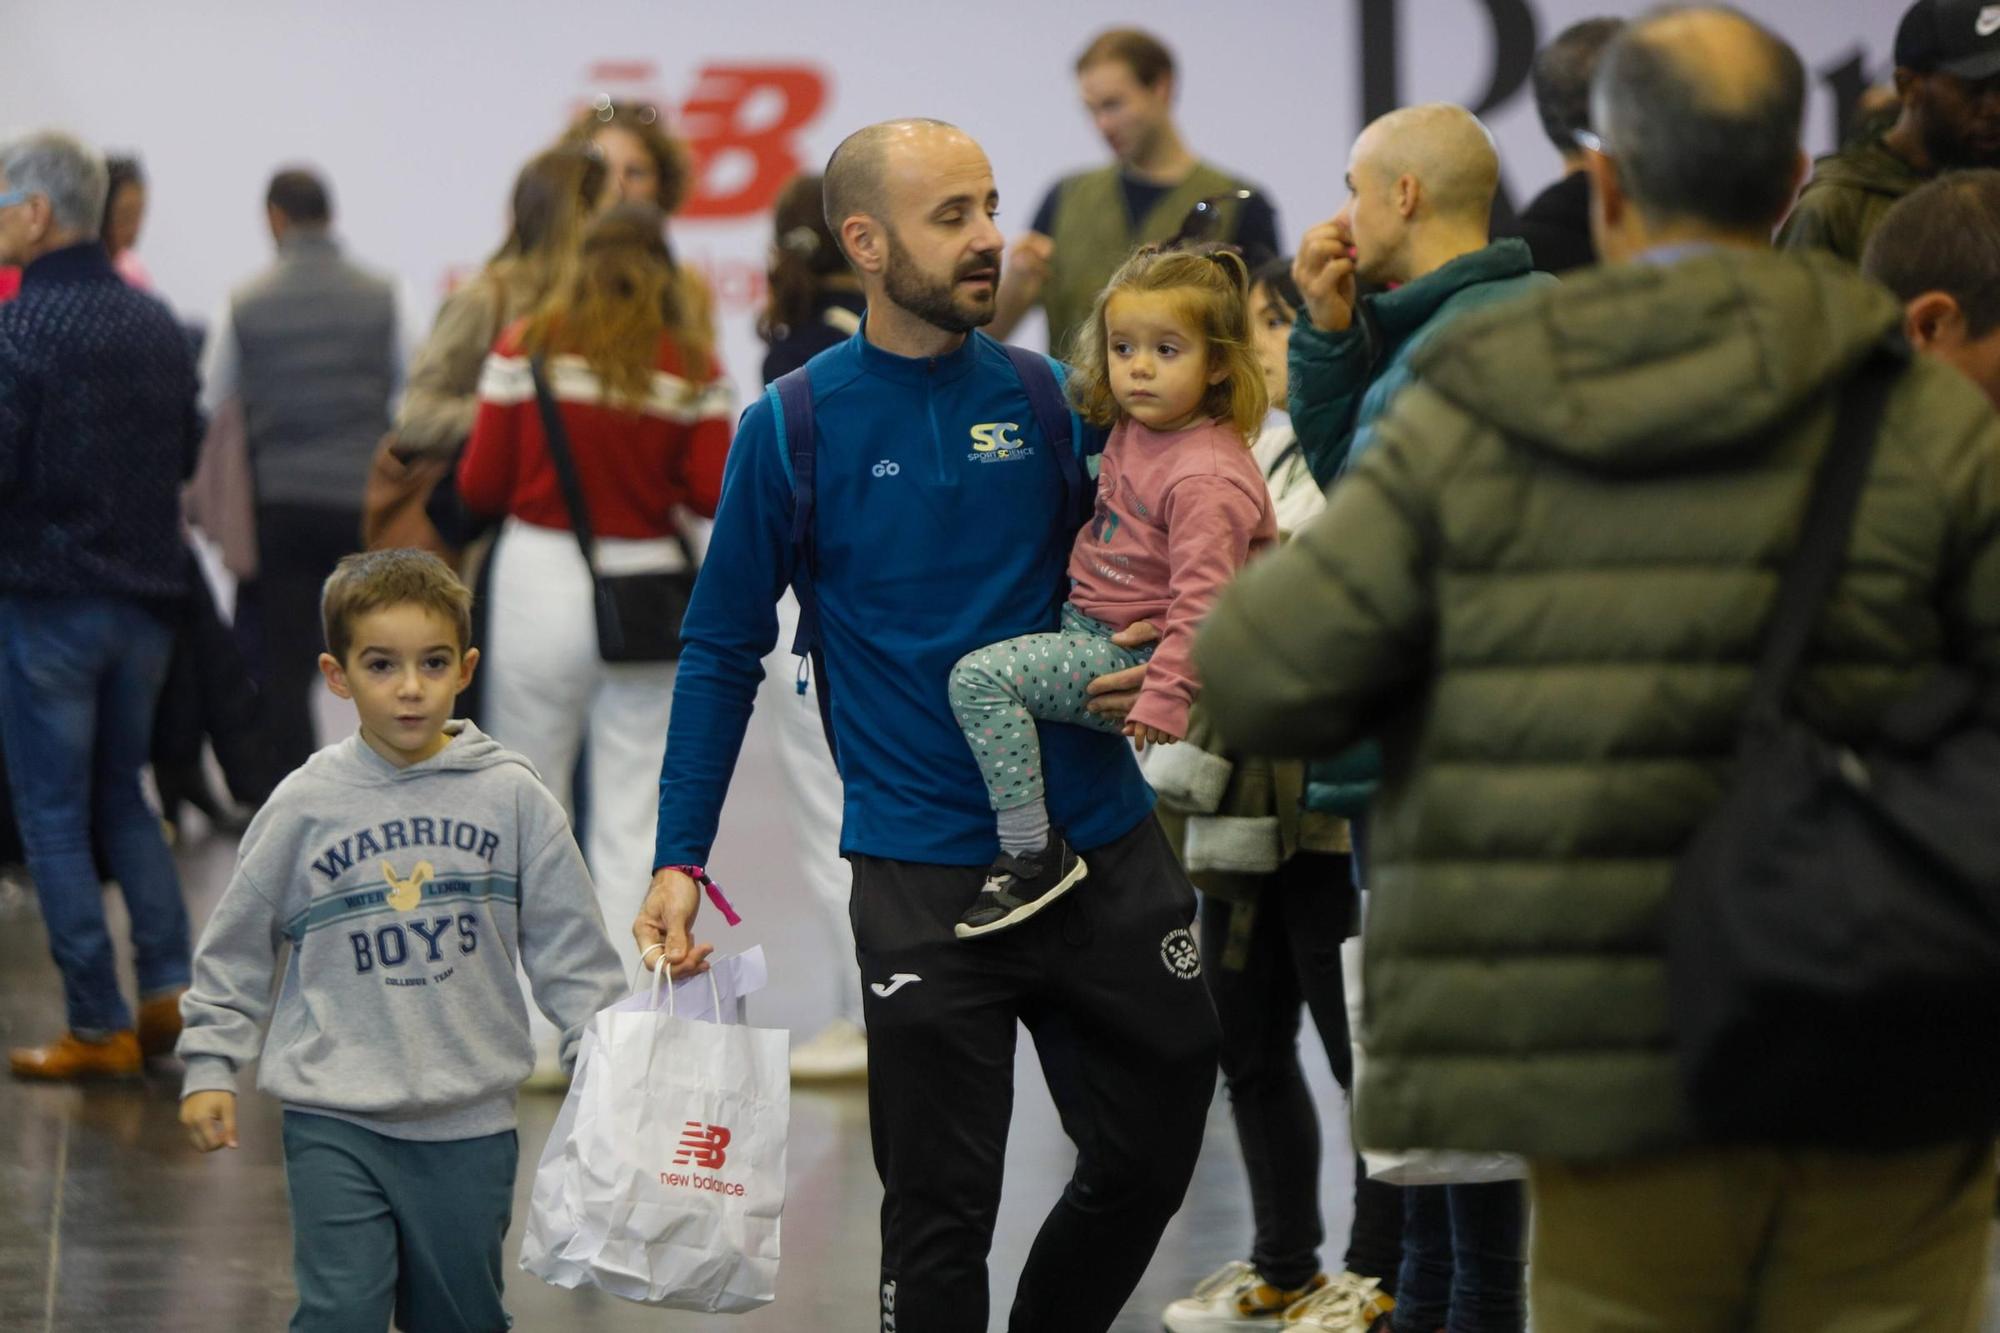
left=1530, top=1141, right=1995, bottom=1333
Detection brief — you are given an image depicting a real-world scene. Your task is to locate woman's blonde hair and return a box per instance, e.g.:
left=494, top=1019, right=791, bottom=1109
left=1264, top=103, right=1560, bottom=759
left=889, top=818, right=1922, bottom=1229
left=521, top=202, right=715, bottom=406
left=1065, top=244, right=1268, bottom=442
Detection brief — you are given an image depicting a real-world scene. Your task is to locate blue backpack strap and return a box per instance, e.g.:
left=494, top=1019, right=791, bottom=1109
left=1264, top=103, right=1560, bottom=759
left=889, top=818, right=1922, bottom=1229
left=769, top=367, right=839, bottom=769
left=1001, top=344, right=1090, bottom=529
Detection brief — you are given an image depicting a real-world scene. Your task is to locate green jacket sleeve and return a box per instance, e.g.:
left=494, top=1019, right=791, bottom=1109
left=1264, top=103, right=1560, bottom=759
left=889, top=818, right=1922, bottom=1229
left=1287, top=310, right=1376, bottom=487
left=1919, top=370, right=2000, bottom=675
left=1775, top=189, right=1861, bottom=264
left=1197, top=384, right=1459, bottom=758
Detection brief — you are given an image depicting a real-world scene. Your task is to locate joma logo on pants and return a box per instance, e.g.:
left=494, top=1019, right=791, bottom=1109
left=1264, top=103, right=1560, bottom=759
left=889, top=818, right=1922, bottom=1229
left=672, top=1121, right=731, bottom=1169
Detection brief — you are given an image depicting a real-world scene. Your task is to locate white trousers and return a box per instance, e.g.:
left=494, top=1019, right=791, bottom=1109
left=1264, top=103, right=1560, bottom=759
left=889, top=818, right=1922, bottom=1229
left=486, top=519, right=680, bottom=1051
left=765, top=590, right=863, bottom=1027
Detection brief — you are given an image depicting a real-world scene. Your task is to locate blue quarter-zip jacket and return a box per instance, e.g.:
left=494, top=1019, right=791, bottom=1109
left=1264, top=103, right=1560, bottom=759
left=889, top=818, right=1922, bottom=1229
left=654, top=326, right=1155, bottom=871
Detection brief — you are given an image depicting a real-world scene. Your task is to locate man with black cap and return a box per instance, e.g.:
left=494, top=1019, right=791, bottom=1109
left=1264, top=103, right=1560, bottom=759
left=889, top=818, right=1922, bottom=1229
left=1780, top=0, right=2000, bottom=261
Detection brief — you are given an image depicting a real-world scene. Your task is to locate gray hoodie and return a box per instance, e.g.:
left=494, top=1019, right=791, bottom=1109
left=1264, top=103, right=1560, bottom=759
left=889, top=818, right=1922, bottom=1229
left=179, top=722, right=626, bottom=1141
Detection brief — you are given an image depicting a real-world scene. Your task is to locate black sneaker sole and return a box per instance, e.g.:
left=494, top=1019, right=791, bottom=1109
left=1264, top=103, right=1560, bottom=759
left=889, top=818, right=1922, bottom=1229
left=953, top=857, right=1089, bottom=940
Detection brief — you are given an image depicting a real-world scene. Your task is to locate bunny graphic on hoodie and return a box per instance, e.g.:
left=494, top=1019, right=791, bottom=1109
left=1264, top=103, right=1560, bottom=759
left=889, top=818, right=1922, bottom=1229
left=179, top=721, right=625, bottom=1141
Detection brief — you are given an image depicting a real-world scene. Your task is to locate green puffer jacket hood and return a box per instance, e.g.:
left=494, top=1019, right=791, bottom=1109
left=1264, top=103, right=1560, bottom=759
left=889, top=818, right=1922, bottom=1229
left=1807, top=137, right=1926, bottom=198
left=1414, top=246, right=1900, bottom=473
left=1775, top=138, right=1927, bottom=263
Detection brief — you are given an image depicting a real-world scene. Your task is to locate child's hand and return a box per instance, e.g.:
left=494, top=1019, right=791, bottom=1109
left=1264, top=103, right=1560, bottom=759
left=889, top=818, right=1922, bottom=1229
left=181, top=1090, right=239, bottom=1152
left=1124, top=722, right=1179, bottom=751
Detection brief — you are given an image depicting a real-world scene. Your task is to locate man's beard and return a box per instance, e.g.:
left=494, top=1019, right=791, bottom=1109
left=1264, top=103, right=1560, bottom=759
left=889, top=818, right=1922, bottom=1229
left=1922, top=94, right=2000, bottom=170
left=883, top=227, right=1000, bottom=334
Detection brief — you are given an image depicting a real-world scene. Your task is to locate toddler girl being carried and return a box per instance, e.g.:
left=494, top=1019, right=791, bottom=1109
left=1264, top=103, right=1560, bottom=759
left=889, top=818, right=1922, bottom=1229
left=949, top=245, right=1277, bottom=939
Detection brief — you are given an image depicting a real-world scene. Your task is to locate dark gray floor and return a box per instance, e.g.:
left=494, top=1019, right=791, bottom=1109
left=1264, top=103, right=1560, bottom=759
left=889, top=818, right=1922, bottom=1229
left=0, top=702, right=1357, bottom=1331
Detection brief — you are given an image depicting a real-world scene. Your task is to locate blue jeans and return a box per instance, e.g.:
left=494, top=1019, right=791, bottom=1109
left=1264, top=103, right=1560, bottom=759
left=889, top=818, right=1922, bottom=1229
left=1393, top=1181, right=1526, bottom=1333
left=0, top=596, right=190, bottom=1033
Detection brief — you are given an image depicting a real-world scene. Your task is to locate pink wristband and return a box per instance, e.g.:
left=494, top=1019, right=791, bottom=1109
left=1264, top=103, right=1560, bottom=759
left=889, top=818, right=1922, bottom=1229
left=664, top=864, right=742, bottom=927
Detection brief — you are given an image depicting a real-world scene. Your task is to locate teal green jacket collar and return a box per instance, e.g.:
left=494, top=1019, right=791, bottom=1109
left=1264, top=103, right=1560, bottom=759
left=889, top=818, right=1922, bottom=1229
left=1368, top=237, right=1536, bottom=339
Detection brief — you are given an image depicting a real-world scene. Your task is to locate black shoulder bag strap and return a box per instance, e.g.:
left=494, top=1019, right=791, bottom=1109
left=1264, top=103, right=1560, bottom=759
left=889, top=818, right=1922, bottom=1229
left=1000, top=344, right=1090, bottom=529
left=772, top=366, right=838, bottom=769
left=527, top=356, right=604, bottom=579
left=1742, top=346, right=1904, bottom=730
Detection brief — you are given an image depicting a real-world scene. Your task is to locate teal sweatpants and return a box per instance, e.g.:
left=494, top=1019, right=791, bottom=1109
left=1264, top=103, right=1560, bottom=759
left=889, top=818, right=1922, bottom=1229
left=948, top=601, right=1152, bottom=812
left=282, top=1110, right=517, bottom=1333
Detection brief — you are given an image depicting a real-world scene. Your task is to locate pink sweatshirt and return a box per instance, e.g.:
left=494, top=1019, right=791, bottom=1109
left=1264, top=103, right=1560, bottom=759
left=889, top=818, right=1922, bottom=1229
left=1069, top=416, right=1277, bottom=738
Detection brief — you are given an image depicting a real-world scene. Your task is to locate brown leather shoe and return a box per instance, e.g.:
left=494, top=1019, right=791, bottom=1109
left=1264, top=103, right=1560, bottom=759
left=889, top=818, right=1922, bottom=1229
left=10, top=1030, right=142, bottom=1080
left=136, top=989, right=186, bottom=1058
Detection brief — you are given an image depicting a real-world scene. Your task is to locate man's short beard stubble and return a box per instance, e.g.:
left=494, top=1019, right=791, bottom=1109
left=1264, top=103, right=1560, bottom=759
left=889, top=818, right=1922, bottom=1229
left=1919, top=83, right=2000, bottom=171
left=883, top=226, right=999, bottom=335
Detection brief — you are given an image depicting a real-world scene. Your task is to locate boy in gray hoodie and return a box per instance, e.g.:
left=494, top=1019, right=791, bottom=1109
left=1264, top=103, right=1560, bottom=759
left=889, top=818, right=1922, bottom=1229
left=176, top=549, right=626, bottom=1333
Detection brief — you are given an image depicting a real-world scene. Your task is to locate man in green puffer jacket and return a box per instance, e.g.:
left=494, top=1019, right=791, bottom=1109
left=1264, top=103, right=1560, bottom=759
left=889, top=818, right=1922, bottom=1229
left=1199, top=9, right=2000, bottom=1331
left=1286, top=103, right=1554, bottom=822
left=1778, top=0, right=2000, bottom=264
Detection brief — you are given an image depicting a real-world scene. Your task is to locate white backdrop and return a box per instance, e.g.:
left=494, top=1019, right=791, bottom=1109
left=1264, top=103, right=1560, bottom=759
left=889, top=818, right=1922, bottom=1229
left=11, top=0, right=1893, bottom=409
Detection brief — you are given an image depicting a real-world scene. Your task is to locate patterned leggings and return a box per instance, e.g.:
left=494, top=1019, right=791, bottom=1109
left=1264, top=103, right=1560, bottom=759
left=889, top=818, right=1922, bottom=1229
left=948, top=602, right=1153, bottom=812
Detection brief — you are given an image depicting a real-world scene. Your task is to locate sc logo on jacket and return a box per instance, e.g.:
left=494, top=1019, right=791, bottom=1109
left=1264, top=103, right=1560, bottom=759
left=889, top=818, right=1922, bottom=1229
left=968, top=421, right=1033, bottom=463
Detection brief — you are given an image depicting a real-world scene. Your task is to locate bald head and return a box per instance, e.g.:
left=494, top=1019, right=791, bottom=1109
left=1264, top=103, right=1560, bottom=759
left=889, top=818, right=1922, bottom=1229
left=1354, top=103, right=1500, bottom=224
left=1590, top=4, right=1804, bottom=230
left=823, top=118, right=967, bottom=263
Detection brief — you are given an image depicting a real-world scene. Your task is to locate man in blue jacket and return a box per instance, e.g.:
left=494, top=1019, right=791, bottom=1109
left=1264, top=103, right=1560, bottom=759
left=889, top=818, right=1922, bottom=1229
left=636, top=119, right=1219, bottom=1332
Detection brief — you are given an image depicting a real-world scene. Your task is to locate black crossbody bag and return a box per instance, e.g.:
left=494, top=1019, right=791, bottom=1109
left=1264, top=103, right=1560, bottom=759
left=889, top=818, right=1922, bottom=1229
left=528, top=357, right=694, bottom=663
left=1669, top=343, right=2000, bottom=1150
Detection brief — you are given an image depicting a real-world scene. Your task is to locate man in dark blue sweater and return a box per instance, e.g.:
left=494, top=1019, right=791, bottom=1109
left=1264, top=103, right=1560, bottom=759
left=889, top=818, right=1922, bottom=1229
left=637, top=119, right=1220, bottom=1332
left=0, top=131, right=202, bottom=1081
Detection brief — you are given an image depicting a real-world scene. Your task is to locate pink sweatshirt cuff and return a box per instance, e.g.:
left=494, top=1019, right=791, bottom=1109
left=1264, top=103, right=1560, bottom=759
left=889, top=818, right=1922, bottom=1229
left=1128, top=689, right=1190, bottom=740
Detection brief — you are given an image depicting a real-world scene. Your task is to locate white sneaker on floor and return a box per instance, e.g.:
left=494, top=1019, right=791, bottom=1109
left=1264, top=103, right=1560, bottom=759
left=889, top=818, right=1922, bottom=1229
left=789, top=1018, right=868, bottom=1082
left=1283, top=1272, right=1394, bottom=1331
left=1164, top=1260, right=1329, bottom=1330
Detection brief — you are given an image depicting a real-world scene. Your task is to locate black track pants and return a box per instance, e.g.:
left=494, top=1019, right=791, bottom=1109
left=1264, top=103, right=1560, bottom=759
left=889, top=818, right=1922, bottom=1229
left=852, top=815, right=1221, bottom=1333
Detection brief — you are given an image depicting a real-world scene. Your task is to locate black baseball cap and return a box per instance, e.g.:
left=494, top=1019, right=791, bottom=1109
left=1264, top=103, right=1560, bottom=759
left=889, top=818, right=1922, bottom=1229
left=1898, top=0, right=2000, bottom=80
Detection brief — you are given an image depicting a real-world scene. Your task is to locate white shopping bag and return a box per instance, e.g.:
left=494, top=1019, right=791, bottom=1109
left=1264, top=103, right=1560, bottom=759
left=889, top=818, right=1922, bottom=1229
left=521, top=948, right=790, bottom=1312
left=1343, top=923, right=1526, bottom=1187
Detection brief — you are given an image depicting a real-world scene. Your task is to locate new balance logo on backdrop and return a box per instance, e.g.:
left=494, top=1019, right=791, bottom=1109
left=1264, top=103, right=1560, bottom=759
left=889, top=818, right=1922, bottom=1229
left=578, top=60, right=829, bottom=219
left=673, top=1121, right=731, bottom=1169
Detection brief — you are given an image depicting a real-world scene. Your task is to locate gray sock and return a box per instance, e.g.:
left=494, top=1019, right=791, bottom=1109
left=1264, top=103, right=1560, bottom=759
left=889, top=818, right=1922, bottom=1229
left=996, top=800, right=1051, bottom=858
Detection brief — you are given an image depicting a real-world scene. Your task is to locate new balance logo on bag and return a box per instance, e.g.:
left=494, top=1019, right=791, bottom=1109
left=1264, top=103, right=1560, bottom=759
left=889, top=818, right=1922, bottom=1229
left=673, top=1121, right=731, bottom=1169
left=659, top=1122, right=746, bottom=1197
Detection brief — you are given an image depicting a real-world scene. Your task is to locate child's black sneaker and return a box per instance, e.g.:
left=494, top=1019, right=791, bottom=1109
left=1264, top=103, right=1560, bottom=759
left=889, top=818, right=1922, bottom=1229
left=953, top=838, right=1088, bottom=939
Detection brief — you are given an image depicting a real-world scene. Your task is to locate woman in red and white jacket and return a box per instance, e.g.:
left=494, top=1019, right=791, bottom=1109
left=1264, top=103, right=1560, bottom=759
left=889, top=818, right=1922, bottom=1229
left=460, top=201, right=730, bottom=999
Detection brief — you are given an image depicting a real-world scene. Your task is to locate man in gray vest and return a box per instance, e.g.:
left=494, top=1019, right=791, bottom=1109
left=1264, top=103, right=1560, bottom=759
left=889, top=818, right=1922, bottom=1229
left=987, top=27, right=1280, bottom=356
left=202, top=168, right=404, bottom=787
